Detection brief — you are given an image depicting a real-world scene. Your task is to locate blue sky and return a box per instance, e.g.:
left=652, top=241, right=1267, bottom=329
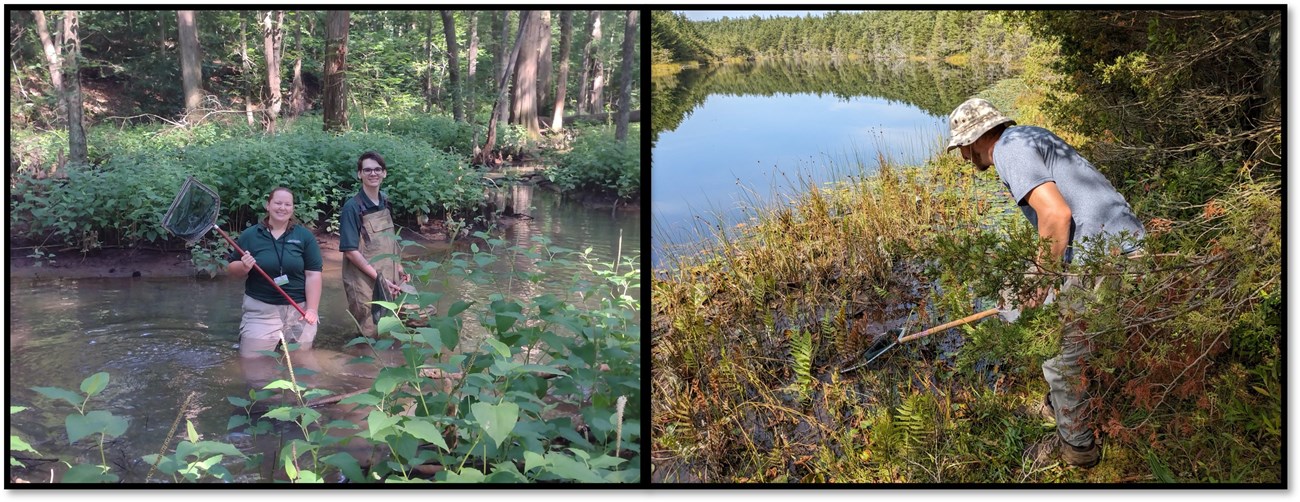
left=675, top=11, right=862, bottom=22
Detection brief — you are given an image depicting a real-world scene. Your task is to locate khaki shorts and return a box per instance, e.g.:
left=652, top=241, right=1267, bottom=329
left=239, top=295, right=317, bottom=357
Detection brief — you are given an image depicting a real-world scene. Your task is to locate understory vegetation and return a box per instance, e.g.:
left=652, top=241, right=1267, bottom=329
left=651, top=9, right=1280, bottom=484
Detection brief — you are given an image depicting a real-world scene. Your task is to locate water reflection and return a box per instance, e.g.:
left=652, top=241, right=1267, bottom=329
left=7, top=184, right=640, bottom=483
left=650, top=59, right=1007, bottom=269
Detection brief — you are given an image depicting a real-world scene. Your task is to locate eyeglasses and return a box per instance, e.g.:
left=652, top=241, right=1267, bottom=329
left=361, top=168, right=385, bottom=175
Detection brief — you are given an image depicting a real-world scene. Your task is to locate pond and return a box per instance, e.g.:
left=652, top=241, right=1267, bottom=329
left=7, top=183, right=641, bottom=483
left=650, top=58, right=1006, bottom=269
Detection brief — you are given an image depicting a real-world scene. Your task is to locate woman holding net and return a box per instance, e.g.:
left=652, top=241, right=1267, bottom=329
left=227, top=187, right=323, bottom=357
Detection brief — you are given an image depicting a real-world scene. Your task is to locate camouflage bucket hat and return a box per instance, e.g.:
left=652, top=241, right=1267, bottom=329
left=945, top=98, right=1016, bottom=152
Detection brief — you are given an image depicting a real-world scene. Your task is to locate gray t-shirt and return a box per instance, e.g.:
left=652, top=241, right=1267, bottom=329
left=992, top=126, right=1145, bottom=263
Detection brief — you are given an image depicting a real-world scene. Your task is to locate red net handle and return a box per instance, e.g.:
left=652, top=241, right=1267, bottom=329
left=213, top=225, right=308, bottom=318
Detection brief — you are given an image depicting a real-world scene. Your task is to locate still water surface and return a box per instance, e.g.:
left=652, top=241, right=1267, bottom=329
left=651, top=59, right=1005, bottom=268
left=7, top=185, right=640, bottom=482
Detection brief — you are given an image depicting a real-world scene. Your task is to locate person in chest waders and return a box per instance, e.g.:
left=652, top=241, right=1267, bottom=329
left=339, top=151, right=410, bottom=339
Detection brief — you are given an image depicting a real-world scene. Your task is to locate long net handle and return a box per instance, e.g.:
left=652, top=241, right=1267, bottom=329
left=213, top=225, right=308, bottom=318
left=897, top=308, right=999, bottom=343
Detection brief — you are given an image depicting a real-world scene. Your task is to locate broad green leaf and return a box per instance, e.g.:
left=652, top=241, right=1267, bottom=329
left=587, top=454, right=627, bottom=469
left=296, top=469, right=322, bottom=483
left=484, top=462, right=528, bottom=483
left=62, top=464, right=117, bottom=483
left=194, top=441, right=246, bottom=458
left=32, top=386, right=83, bottom=408
left=79, top=372, right=110, bottom=397
left=227, top=415, right=249, bottom=430
left=543, top=452, right=607, bottom=483
left=517, top=364, right=568, bottom=377
left=10, top=406, right=28, bottom=414
left=444, top=467, right=486, bottom=483
left=416, top=327, right=443, bottom=352
left=484, top=338, right=511, bottom=359
left=523, top=450, right=548, bottom=473
left=322, top=452, right=367, bottom=483
left=489, top=300, right=524, bottom=334
left=435, top=316, right=461, bottom=351
left=227, top=396, right=251, bottom=407
left=263, top=406, right=294, bottom=421
left=302, top=388, right=333, bottom=402
left=66, top=410, right=129, bottom=443
left=261, top=379, right=303, bottom=392
left=401, top=418, right=450, bottom=452
left=446, top=300, right=475, bottom=318
left=186, top=419, right=199, bottom=443
left=366, top=410, right=402, bottom=440
left=340, top=392, right=382, bottom=407
left=369, top=300, right=398, bottom=312
left=296, top=407, right=322, bottom=427
left=196, top=455, right=224, bottom=471
left=470, top=401, right=518, bottom=449
left=10, top=436, right=37, bottom=454
left=490, top=360, right=523, bottom=377
left=377, top=315, right=403, bottom=335
left=283, top=453, right=298, bottom=480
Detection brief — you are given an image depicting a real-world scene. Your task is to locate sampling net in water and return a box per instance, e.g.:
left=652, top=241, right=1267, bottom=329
left=161, top=176, right=221, bottom=246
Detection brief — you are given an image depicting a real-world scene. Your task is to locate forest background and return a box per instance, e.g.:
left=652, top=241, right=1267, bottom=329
left=9, top=9, right=642, bottom=268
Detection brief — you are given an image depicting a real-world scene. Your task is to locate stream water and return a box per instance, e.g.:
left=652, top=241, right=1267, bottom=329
left=7, top=184, right=641, bottom=483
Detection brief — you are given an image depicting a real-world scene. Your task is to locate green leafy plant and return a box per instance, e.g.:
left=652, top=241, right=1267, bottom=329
left=30, top=372, right=130, bottom=483
left=9, top=407, right=40, bottom=468
left=544, top=128, right=641, bottom=199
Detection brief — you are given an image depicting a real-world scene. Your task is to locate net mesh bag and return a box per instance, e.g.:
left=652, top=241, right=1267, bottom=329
left=161, top=176, right=221, bottom=246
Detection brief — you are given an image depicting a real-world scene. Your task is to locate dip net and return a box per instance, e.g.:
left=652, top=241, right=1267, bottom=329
left=161, top=176, right=221, bottom=246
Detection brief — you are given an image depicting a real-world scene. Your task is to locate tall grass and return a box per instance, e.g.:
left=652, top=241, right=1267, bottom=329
left=651, top=116, right=1280, bottom=484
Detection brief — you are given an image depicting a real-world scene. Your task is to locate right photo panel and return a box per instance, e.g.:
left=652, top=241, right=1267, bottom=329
left=650, top=8, right=1282, bottom=486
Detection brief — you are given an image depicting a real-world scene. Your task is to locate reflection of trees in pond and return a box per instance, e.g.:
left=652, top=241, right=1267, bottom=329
left=650, top=59, right=1008, bottom=148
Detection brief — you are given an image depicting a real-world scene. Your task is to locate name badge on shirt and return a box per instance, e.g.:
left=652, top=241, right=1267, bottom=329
left=273, top=275, right=289, bottom=286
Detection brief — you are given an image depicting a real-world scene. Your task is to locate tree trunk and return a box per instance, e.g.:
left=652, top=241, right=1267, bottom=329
left=263, top=10, right=284, bottom=133
left=577, top=11, right=600, bottom=115
left=466, top=10, right=479, bottom=79
left=440, top=10, right=463, bottom=122
left=158, top=11, right=167, bottom=53
left=424, top=11, right=435, bottom=113
left=177, top=10, right=204, bottom=124
left=614, top=11, right=637, bottom=141
left=494, top=11, right=511, bottom=88
left=62, top=11, right=86, bottom=166
left=476, top=10, right=532, bottom=166
left=550, top=11, right=573, bottom=132
left=537, top=11, right=552, bottom=114
left=240, top=14, right=255, bottom=126
left=590, top=59, right=605, bottom=114
left=33, top=11, right=63, bottom=96
left=323, top=10, right=350, bottom=132
left=288, top=10, right=307, bottom=117
left=510, top=11, right=542, bottom=139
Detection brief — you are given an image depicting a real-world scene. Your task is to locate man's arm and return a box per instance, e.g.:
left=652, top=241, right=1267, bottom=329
left=1025, top=181, right=1072, bottom=263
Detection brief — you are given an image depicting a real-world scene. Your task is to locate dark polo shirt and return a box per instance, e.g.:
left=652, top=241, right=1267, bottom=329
left=227, top=223, right=322, bottom=305
left=338, top=190, right=389, bottom=252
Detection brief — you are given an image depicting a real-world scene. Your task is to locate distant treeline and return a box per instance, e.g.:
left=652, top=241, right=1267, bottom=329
left=651, top=11, right=1032, bottom=65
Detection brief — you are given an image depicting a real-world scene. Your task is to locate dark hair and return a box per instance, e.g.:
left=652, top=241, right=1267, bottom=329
left=357, top=151, right=387, bottom=172
left=262, top=186, right=301, bottom=228
left=985, top=123, right=1010, bottom=140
